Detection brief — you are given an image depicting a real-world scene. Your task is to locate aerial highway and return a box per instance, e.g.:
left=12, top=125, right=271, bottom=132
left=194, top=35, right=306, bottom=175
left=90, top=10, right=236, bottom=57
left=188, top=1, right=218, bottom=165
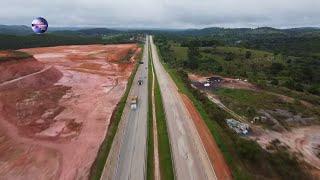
left=150, top=35, right=217, bottom=180
left=101, top=36, right=149, bottom=180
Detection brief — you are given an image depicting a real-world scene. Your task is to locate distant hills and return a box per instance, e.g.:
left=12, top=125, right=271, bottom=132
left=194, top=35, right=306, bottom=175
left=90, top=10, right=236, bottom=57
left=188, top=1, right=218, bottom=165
left=175, top=27, right=320, bottom=37
left=0, top=25, right=121, bottom=36
left=0, top=24, right=319, bottom=38
left=0, top=25, right=33, bottom=35
left=52, top=28, right=121, bottom=36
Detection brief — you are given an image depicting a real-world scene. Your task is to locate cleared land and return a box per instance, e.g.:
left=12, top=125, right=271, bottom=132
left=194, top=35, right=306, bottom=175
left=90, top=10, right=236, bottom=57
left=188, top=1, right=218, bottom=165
left=0, top=45, right=141, bottom=180
left=189, top=73, right=320, bottom=175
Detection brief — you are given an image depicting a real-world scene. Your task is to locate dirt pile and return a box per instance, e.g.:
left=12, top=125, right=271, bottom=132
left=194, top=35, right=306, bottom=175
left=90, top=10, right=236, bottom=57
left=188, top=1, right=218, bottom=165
left=0, top=44, right=140, bottom=179
left=0, top=55, right=44, bottom=83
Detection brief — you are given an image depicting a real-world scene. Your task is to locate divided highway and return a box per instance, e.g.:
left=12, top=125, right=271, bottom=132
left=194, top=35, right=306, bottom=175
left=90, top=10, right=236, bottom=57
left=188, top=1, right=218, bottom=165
left=150, top=35, right=217, bottom=180
left=101, top=36, right=149, bottom=180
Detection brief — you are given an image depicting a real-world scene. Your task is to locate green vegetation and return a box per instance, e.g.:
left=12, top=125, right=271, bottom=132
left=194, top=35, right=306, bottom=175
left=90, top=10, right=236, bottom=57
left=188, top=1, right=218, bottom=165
left=0, top=50, right=32, bottom=61
left=267, top=86, right=320, bottom=106
left=154, top=74, right=174, bottom=180
left=89, top=50, right=142, bottom=180
left=155, top=42, right=311, bottom=179
left=0, top=34, right=102, bottom=50
left=0, top=33, right=142, bottom=50
left=155, top=34, right=320, bottom=96
left=147, top=44, right=154, bottom=180
left=215, top=88, right=320, bottom=121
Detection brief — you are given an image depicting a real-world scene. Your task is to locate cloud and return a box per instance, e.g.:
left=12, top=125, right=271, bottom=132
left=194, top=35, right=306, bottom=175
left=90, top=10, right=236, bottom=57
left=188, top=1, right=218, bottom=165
left=1, top=0, right=319, bottom=28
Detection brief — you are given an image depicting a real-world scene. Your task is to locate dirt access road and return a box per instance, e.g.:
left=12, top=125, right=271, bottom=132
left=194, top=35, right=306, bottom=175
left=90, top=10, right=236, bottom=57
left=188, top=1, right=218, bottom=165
left=150, top=36, right=217, bottom=180
left=0, top=44, right=140, bottom=180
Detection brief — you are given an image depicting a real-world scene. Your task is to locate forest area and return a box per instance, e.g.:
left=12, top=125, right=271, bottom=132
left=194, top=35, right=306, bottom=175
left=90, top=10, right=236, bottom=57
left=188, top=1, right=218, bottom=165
left=154, top=32, right=320, bottom=96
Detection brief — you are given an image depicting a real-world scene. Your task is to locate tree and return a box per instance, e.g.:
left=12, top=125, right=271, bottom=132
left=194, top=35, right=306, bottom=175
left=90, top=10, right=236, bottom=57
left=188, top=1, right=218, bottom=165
left=247, top=106, right=256, bottom=117
left=245, top=51, right=252, bottom=59
left=270, top=78, right=279, bottom=86
left=237, top=139, right=261, bottom=161
left=224, top=52, right=234, bottom=61
left=186, top=46, right=200, bottom=69
left=307, top=85, right=320, bottom=95
left=270, top=62, right=284, bottom=75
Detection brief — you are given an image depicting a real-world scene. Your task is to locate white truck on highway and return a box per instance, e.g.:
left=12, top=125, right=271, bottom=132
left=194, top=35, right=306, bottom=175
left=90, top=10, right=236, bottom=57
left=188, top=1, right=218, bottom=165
left=130, top=96, right=138, bottom=110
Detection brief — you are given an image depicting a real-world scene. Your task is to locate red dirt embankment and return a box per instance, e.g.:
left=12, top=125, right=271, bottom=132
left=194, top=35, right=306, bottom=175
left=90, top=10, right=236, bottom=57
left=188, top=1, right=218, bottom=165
left=0, top=56, right=45, bottom=83
left=180, top=94, right=232, bottom=180
left=0, top=44, right=140, bottom=180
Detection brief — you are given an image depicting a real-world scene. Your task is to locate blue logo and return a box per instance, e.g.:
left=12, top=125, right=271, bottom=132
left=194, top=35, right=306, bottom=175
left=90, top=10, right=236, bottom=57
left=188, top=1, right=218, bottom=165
left=31, top=17, right=48, bottom=34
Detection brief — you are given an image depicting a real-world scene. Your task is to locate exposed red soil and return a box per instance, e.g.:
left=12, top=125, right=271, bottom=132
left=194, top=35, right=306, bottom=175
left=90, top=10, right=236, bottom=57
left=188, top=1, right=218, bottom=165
left=0, top=57, right=45, bottom=83
left=180, top=93, right=232, bottom=180
left=0, top=51, right=14, bottom=58
left=0, top=44, right=140, bottom=179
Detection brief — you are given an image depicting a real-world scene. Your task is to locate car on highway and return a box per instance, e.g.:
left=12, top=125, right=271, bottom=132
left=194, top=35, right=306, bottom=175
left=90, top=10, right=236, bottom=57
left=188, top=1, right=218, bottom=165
left=138, top=79, right=143, bottom=85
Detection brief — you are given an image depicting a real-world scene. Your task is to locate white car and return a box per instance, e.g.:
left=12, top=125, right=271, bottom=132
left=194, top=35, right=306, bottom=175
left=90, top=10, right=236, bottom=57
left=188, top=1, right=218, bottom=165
left=204, top=83, right=210, bottom=87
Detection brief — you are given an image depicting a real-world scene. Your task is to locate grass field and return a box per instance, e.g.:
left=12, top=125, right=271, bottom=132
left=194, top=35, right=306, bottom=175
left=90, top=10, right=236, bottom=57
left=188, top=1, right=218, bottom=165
left=169, top=43, right=288, bottom=79
left=215, top=88, right=320, bottom=123
left=267, top=86, right=320, bottom=106
left=171, top=46, right=188, bottom=61
left=171, top=44, right=277, bottom=62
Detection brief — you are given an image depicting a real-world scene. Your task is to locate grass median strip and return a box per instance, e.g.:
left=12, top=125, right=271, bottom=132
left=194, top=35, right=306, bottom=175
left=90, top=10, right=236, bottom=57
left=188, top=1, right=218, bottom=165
left=147, top=42, right=155, bottom=180
left=152, top=59, right=174, bottom=180
left=89, top=46, right=142, bottom=180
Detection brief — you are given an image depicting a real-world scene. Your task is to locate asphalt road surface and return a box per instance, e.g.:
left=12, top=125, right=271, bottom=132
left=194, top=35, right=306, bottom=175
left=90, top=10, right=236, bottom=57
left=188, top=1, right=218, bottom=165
left=150, top=35, right=217, bottom=180
left=101, top=36, right=149, bottom=180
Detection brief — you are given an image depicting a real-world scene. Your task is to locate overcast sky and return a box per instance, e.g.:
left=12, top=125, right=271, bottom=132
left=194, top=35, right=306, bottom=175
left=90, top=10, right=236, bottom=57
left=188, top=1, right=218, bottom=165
left=1, top=0, right=320, bottom=28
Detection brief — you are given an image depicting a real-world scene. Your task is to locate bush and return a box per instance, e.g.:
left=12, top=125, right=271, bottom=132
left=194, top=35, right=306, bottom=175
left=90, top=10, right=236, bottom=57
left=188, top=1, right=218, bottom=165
left=267, top=150, right=309, bottom=180
left=270, top=78, right=279, bottom=85
left=245, top=51, right=252, bottom=59
left=224, top=52, right=235, bottom=61
left=236, top=139, right=262, bottom=161
left=307, top=85, right=320, bottom=95
left=246, top=106, right=256, bottom=117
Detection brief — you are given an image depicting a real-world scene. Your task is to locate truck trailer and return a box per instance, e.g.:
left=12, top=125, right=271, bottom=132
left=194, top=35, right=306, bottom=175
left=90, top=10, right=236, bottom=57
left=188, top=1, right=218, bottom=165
left=130, top=96, right=138, bottom=110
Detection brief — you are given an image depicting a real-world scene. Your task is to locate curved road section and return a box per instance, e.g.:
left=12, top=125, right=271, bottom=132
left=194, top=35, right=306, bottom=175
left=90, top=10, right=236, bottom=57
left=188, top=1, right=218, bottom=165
left=101, top=36, right=149, bottom=180
left=150, top=36, right=217, bottom=180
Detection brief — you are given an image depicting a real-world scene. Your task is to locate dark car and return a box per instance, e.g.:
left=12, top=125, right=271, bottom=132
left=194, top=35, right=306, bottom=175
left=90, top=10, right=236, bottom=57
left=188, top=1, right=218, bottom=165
left=139, top=61, right=144, bottom=64
left=138, top=79, right=143, bottom=85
